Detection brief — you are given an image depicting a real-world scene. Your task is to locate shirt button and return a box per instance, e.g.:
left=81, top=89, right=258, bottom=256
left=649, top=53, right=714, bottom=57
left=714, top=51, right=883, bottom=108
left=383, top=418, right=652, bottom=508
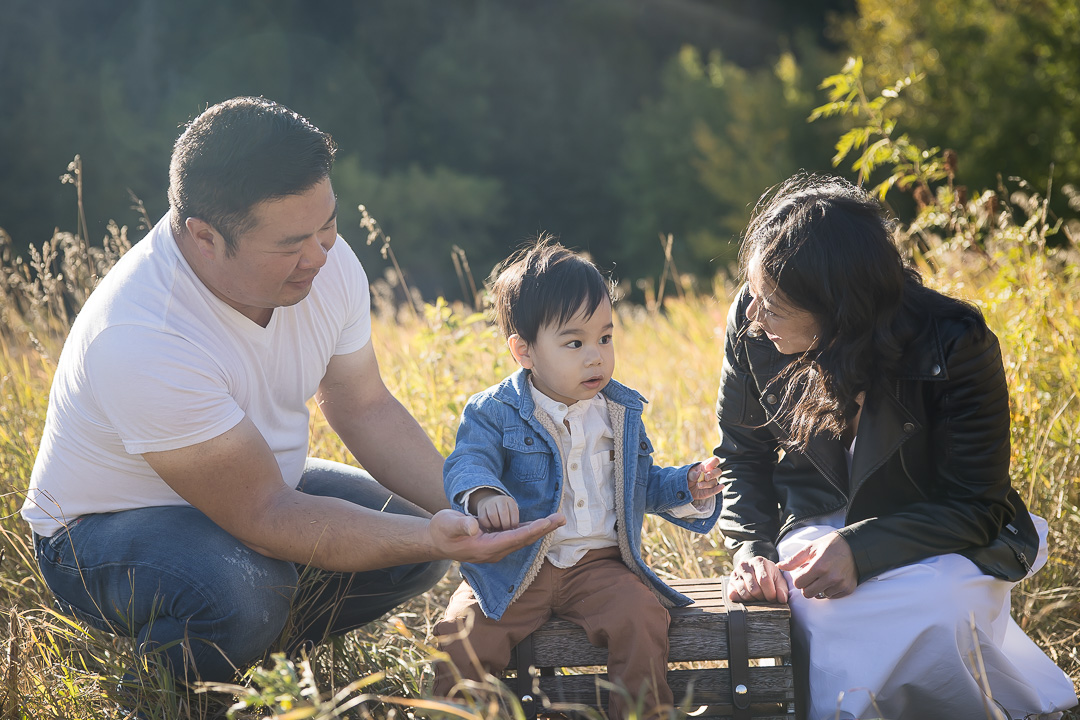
left=570, top=463, right=578, bottom=470
left=577, top=500, right=585, bottom=508
left=524, top=437, right=533, bottom=446
left=639, top=441, right=648, bottom=451
left=766, top=394, right=778, bottom=404
left=930, top=364, right=942, bottom=376
left=676, top=491, right=686, bottom=500
left=903, top=422, right=915, bottom=433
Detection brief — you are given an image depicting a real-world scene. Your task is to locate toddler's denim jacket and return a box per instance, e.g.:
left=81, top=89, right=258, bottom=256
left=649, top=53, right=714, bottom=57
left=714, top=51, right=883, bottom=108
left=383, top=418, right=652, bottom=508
left=444, top=368, right=720, bottom=620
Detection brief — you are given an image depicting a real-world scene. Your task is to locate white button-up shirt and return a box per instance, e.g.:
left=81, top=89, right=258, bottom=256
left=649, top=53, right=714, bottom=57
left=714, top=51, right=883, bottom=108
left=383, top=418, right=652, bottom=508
left=529, top=382, right=620, bottom=568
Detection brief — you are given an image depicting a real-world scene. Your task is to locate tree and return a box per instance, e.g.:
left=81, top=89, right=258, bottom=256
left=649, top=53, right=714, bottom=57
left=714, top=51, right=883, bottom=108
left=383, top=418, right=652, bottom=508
left=614, top=39, right=840, bottom=283
left=834, top=0, right=1080, bottom=196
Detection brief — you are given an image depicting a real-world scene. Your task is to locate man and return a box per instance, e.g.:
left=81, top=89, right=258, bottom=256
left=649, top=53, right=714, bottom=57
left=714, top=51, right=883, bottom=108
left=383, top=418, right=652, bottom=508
left=21, top=96, right=563, bottom=685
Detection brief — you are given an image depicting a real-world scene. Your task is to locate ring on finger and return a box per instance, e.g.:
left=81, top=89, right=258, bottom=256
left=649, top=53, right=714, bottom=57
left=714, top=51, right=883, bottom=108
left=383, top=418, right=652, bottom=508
left=815, top=591, right=828, bottom=599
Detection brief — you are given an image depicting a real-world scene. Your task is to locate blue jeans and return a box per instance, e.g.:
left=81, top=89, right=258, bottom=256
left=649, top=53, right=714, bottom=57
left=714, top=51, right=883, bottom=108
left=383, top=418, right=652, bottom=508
left=34, top=459, right=450, bottom=683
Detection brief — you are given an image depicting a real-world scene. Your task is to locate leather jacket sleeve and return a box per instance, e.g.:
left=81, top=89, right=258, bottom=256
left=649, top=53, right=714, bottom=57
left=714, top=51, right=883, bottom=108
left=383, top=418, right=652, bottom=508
left=837, top=316, right=1018, bottom=581
left=713, top=292, right=784, bottom=568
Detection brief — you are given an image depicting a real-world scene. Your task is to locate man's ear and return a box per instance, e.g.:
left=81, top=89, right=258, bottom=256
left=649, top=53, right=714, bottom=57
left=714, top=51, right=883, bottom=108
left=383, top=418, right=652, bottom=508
left=507, top=334, right=534, bottom=369
left=184, top=217, right=226, bottom=260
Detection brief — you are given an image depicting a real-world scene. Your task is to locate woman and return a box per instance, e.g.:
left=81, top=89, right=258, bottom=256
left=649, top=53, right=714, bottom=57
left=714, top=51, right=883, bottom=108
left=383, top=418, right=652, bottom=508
left=715, top=173, right=1076, bottom=719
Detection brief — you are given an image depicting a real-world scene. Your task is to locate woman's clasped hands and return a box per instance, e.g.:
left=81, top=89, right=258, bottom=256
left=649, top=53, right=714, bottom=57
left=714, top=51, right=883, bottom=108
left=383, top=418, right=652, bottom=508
left=726, top=531, right=857, bottom=603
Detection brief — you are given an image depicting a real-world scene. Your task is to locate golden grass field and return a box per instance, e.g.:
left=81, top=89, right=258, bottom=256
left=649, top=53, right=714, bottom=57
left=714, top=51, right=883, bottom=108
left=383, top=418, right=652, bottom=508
left=1, top=185, right=1078, bottom=718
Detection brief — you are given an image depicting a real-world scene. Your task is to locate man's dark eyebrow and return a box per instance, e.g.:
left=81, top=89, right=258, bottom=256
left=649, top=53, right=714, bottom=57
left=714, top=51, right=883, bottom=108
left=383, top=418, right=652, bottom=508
left=278, top=199, right=339, bottom=246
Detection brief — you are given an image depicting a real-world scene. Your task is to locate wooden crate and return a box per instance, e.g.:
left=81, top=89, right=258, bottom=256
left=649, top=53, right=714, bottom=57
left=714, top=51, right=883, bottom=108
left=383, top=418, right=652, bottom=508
left=507, top=577, right=797, bottom=719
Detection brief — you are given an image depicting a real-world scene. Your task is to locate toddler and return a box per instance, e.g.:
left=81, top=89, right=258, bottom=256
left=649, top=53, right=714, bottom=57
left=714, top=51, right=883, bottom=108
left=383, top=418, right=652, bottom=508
left=433, top=239, right=723, bottom=719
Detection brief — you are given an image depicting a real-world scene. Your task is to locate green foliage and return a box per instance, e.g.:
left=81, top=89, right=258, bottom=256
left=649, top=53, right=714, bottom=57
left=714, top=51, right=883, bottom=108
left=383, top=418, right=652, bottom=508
left=333, top=161, right=505, bottom=300
left=809, top=53, right=1080, bottom=260
left=833, top=0, right=1080, bottom=201
left=615, top=38, right=840, bottom=282
left=206, top=652, right=395, bottom=719
left=810, top=56, right=947, bottom=199
left=0, top=1, right=861, bottom=299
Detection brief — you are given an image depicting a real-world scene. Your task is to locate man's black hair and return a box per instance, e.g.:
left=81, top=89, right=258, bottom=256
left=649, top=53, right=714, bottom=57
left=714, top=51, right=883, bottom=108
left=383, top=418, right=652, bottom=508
left=168, top=96, right=336, bottom=253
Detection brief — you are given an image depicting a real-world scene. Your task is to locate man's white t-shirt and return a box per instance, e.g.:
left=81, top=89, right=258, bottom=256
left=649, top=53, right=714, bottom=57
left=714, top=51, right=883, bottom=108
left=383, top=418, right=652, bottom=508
left=21, top=214, right=372, bottom=537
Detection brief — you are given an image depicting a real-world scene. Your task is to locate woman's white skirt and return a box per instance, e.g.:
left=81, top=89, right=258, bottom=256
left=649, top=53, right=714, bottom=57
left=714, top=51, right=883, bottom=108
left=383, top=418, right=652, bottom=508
left=779, top=515, right=1077, bottom=720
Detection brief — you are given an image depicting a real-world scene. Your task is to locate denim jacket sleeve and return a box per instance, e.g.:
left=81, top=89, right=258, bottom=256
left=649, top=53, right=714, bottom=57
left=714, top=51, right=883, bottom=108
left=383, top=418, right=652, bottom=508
left=633, top=419, right=721, bottom=533
left=444, top=394, right=515, bottom=513
left=649, top=463, right=723, bottom=532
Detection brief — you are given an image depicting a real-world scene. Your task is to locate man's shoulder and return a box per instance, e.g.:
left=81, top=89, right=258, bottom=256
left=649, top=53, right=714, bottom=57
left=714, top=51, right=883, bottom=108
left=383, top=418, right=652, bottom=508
left=75, top=217, right=181, bottom=328
left=63, top=218, right=232, bottom=380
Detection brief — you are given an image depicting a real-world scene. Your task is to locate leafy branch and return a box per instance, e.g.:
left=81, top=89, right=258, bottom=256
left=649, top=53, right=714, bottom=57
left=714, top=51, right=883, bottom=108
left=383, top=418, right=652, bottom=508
left=809, top=57, right=947, bottom=202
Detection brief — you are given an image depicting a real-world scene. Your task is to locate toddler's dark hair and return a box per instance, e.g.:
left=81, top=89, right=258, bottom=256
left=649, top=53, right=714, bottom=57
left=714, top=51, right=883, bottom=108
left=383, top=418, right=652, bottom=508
left=489, top=235, right=613, bottom=344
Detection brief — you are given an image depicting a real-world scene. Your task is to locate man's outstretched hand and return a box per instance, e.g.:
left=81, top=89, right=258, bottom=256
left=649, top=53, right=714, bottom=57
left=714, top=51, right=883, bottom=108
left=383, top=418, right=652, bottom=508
left=430, top=509, right=566, bottom=564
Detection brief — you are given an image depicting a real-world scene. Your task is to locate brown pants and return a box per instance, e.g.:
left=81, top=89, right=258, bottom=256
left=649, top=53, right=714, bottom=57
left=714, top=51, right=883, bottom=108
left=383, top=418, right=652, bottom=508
left=433, top=547, right=673, bottom=720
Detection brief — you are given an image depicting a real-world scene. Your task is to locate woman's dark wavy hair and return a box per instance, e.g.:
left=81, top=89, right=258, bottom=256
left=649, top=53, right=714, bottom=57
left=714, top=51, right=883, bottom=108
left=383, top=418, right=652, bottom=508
left=168, top=96, right=336, bottom=254
left=489, top=234, right=614, bottom=344
left=739, top=172, right=983, bottom=450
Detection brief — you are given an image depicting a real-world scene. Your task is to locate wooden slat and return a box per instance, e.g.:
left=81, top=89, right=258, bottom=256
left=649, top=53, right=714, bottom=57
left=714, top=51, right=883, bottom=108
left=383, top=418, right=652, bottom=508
left=520, top=613, right=791, bottom=667
left=505, top=576, right=797, bottom=717
left=525, top=666, right=795, bottom=715
left=509, top=577, right=792, bottom=668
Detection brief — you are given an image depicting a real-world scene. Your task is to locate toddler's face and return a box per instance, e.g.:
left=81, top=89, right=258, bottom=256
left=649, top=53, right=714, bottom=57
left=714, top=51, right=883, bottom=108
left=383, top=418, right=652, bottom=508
left=513, top=297, right=615, bottom=406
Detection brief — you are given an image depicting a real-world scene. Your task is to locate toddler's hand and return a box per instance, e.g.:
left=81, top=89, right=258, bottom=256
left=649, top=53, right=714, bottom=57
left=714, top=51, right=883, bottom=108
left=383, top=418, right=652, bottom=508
left=477, top=493, right=521, bottom=531
left=688, top=456, right=723, bottom=501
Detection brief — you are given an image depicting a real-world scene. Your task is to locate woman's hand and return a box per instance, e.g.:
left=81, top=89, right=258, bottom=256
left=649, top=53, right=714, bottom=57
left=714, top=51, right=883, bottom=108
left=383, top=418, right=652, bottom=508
left=777, top=531, right=857, bottom=599
left=728, top=555, right=789, bottom=603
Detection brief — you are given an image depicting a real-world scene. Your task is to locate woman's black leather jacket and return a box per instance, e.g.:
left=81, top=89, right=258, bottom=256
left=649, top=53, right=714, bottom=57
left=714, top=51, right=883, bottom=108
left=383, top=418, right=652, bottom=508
left=715, top=285, right=1038, bottom=583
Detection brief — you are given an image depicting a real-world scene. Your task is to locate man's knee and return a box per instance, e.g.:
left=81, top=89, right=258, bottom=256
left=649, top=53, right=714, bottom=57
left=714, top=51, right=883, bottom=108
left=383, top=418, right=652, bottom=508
left=126, top=558, right=296, bottom=683
left=393, top=558, right=451, bottom=598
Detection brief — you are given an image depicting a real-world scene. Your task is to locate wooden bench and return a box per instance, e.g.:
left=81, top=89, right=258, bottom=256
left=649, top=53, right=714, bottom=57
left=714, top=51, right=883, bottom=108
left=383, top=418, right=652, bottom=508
left=506, top=577, right=797, bottom=719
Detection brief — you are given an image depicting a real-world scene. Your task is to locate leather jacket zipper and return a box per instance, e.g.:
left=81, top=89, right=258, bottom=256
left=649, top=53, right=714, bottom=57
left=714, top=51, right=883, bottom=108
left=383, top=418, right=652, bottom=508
left=895, top=379, right=929, bottom=500
left=776, top=431, right=849, bottom=539
left=1002, top=522, right=1033, bottom=574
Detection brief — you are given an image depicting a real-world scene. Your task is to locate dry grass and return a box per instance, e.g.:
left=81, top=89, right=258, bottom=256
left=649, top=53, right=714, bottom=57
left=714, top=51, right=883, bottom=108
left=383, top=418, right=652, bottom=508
left=0, top=185, right=1077, bottom=718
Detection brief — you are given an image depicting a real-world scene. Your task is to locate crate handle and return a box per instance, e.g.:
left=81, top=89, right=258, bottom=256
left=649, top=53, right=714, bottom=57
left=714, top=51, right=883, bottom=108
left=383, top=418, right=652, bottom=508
left=722, top=576, right=753, bottom=719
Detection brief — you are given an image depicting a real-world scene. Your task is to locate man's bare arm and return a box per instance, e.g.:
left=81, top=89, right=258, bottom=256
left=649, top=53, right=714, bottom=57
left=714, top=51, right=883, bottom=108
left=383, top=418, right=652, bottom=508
left=316, top=342, right=449, bottom=514
left=143, top=418, right=563, bottom=572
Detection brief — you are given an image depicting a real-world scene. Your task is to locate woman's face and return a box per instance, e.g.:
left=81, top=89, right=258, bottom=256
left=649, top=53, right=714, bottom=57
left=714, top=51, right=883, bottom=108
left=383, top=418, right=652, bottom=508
left=746, top=260, right=823, bottom=355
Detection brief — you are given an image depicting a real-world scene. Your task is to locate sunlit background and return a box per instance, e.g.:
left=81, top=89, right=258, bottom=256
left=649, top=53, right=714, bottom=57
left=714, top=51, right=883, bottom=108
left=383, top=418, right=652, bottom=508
left=2, top=0, right=1077, bottom=301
